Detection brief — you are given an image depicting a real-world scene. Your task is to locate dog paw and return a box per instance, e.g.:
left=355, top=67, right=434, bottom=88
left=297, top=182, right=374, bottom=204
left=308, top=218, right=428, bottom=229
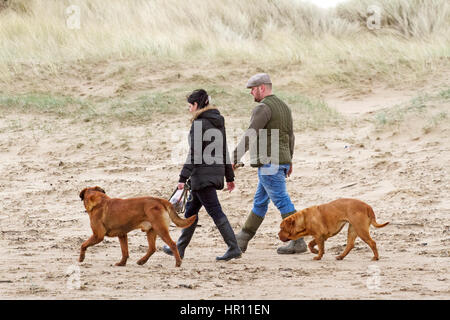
left=371, top=257, right=379, bottom=261
left=136, top=259, right=147, bottom=265
left=313, top=256, right=322, bottom=261
left=336, top=256, right=344, bottom=260
left=115, top=262, right=126, bottom=267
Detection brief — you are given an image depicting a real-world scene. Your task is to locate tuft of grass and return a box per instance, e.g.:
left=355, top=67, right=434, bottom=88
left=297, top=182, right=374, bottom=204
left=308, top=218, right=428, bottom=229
left=439, top=88, right=450, bottom=100
left=423, top=111, right=448, bottom=134
left=373, top=88, right=450, bottom=131
left=108, top=90, right=188, bottom=122
left=0, top=89, right=189, bottom=123
left=0, top=93, right=94, bottom=117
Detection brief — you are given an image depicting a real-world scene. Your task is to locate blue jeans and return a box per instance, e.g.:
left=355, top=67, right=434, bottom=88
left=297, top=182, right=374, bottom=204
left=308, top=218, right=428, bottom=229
left=251, top=164, right=296, bottom=218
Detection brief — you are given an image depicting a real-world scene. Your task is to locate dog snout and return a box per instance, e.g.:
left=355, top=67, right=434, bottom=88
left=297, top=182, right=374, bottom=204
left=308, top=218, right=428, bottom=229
left=278, top=231, right=289, bottom=242
left=79, top=188, right=87, bottom=201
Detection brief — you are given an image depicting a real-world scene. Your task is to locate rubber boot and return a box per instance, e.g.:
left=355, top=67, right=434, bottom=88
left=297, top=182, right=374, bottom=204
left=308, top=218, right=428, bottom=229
left=277, top=211, right=307, bottom=254
left=215, top=216, right=242, bottom=261
left=236, top=211, right=264, bottom=253
left=162, top=218, right=198, bottom=259
left=277, top=238, right=307, bottom=254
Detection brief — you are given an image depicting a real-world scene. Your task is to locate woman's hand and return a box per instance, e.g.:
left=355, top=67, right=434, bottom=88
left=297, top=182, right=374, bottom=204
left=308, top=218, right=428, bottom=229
left=226, top=181, right=235, bottom=192
left=178, top=182, right=185, bottom=190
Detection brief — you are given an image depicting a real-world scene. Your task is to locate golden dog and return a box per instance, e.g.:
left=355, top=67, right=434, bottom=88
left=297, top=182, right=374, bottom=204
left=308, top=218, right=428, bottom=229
left=278, top=198, right=389, bottom=261
left=79, top=186, right=197, bottom=267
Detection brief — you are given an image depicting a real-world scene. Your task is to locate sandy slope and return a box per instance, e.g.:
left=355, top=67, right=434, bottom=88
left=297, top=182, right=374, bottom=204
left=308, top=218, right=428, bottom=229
left=0, top=83, right=449, bottom=300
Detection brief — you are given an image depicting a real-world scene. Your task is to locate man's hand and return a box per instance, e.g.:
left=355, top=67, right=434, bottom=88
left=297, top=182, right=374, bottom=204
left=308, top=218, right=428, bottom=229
left=178, top=182, right=185, bottom=190
left=287, top=164, right=293, bottom=177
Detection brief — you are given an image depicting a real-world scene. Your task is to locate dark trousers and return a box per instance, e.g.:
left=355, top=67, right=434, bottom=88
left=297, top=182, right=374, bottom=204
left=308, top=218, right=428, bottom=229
left=184, top=187, right=226, bottom=223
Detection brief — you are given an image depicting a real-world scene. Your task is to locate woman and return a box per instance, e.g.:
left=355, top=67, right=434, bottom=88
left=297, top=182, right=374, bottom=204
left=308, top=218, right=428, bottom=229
left=163, top=89, right=241, bottom=261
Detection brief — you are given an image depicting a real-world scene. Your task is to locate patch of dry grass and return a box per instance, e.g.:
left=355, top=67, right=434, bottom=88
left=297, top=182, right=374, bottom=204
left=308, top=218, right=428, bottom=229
left=373, top=88, right=450, bottom=133
left=0, top=0, right=448, bottom=90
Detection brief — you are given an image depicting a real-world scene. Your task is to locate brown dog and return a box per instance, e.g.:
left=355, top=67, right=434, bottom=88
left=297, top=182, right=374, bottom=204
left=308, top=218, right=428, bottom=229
left=79, top=186, right=197, bottom=267
left=278, top=198, right=389, bottom=261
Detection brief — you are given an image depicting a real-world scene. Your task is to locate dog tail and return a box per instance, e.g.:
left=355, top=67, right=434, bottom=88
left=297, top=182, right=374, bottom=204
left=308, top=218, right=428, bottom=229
left=368, top=206, right=389, bottom=228
left=164, top=200, right=197, bottom=228
left=372, top=220, right=389, bottom=228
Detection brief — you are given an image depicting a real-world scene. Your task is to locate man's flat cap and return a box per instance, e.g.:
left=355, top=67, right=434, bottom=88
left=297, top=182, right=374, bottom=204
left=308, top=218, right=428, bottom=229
left=246, top=73, right=272, bottom=88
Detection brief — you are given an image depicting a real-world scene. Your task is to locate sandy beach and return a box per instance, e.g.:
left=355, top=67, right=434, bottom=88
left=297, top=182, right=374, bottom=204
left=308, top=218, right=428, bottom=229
left=0, top=69, right=448, bottom=299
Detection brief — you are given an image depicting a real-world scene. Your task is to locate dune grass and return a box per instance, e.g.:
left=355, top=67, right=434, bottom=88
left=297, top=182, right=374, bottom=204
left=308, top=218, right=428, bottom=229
left=0, top=93, right=92, bottom=116
left=0, top=0, right=448, bottom=90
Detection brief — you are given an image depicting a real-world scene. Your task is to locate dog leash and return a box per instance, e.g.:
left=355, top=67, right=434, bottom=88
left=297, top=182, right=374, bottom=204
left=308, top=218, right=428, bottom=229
left=169, top=179, right=192, bottom=214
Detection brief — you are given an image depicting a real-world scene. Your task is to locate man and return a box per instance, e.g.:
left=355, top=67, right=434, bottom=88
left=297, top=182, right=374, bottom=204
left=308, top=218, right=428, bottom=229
left=232, top=73, right=307, bottom=254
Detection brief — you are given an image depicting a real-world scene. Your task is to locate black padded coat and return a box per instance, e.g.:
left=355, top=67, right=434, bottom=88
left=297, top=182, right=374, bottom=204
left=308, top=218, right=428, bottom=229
left=179, top=106, right=235, bottom=191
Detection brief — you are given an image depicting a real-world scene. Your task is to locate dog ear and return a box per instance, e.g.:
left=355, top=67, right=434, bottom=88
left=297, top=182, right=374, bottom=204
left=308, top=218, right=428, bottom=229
left=286, top=217, right=296, bottom=232
left=94, top=186, right=106, bottom=194
left=79, top=188, right=87, bottom=201
left=281, top=217, right=292, bottom=230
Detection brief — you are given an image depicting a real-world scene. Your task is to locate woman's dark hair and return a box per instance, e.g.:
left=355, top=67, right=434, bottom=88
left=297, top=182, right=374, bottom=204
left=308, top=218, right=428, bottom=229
left=187, top=89, right=209, bottom=109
